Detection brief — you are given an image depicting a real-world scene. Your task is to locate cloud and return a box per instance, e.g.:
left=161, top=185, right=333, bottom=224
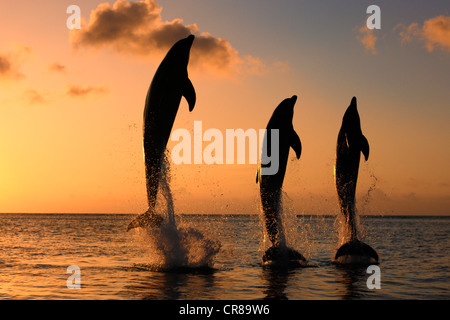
left=23, top=89, right=48, bottom=105
left=66, top=85, right=109, bottom=97
left=358, top=25, right=377, bottom=55
left=397, top=15, right=450, bottom=53
left=0, top=55, right=14, bottom=76
left=0, top=44, right=33, bottom=80
left=272, top=60, right=291, bottom=73
left=69, top=0, right=264, bottom=77
left=0, top=53, right=24, bottom=80
left=47, top=62, right=66, bottom=73
left=397, top=22, right=420, bottom=44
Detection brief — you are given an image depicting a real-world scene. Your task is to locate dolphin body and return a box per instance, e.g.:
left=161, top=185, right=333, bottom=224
left=334, top=97, right=378, bottom=264
left=257, top=96, right=306, bottom=266
left=128, top=35, right=196, bottom=231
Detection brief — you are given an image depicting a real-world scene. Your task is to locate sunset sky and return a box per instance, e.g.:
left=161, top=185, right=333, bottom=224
left=0, top=0, right=449, bottom=215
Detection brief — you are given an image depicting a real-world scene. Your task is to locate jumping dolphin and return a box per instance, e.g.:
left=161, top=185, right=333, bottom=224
left=257, top=95, right=306, bottom=266
left=128, top=35, right=196, bottom=231
left=334, top=97, right=378, bottom=264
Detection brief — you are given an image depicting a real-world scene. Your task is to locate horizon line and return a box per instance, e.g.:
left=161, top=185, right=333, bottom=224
left=0, top=212, right=448, bottom=217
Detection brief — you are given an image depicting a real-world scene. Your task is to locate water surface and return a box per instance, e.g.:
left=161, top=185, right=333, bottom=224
left=0, top=214, right=448, bottom=299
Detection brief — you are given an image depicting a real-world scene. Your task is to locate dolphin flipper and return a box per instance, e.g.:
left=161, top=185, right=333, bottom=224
left=183, top=77, right=196, bottom=112
left=360, top=134, right=369, bottom=161
left=289, top=129, right=302, bottom=159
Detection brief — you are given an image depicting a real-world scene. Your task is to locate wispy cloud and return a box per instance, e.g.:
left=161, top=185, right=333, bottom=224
left=272, top=60, right=291, bottom=73
left=66, top=85, right=109, bottom=98
left=69, top=0, right=264, bottom=77
left=0, top=44, right=32, bottom=80
left=47, top=62, right=66, bottom=73
left=397, top=15, right=450, bottom=53
left=0, top=54, right=17, bottom=78
left=357, top=25, right=377, bottom=55
left=23, top=89, right=48, bottom=105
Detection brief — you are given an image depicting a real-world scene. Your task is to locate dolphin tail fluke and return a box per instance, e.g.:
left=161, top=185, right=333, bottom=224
left=183, top=77, right=196, bottom=112
left=334, top=240, right=378, bottom=265
left=262, top=245, right=307, bottom=267
left=127, top=209, right=164, bottom=231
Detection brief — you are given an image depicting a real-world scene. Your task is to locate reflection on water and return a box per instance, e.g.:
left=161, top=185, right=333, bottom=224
left=125, top=268, right=217, bottom=300
left=262, top=267, right=292, bottom=300
left=335, top=265, right=374, bottom=300
left=0, top=214, right=448, bottom=299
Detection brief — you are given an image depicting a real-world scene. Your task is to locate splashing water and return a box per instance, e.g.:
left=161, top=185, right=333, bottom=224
left=280, top=192, right=314, bottom=261
left=334, top=211, right=358, bottom=246
left=133, top=151, right=221, bottom=270
left=334, top=166, right=378, bottom=246
left=257, top=190, right=310, bottom=261
left=134, top=223, right=221, bottom=270
left=159, top=151, right=175, bottom=225
left=360, top=165, right=378, bottom=214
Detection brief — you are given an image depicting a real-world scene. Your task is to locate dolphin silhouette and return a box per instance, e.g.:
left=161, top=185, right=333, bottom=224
left=257, top=95, right=306, bottom=265
left=128, top=35, right=196, bottom=231
left=334, top=97, right=378, bottom=264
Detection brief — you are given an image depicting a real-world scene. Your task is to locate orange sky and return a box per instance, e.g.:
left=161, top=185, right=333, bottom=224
left=0, top=1, right=449, bottom=215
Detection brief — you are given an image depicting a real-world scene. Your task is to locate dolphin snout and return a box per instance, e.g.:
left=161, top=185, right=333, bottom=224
left=290, top=95, right=297, bottom=105
left=186, top=34, right=195, bottom=45
left=350, top=96, right=357, bottom=108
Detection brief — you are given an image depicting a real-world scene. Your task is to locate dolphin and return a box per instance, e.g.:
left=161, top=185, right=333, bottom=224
left=257, top=95, right=306, bottom=266
left=128, top=35, right=196, bottom=231
left=334, top=96, right=378, bottom=264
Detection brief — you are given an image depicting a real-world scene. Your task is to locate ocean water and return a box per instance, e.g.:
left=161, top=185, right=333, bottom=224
left=0, top=213, right=448, bottom=300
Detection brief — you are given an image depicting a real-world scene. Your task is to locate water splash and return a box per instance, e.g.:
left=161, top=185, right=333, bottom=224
left=158, top=152, right=175, bottom=225
left=134, top=223, right=221, bottom=270
left=257, top=191, right=309, bottom=261
left=280, top=192, right=301, bottom=250
left=334, top=211, right=357, bottom=246
left=334, top=166, right=378, bottom=246
left=133, top=151, right=221, bottom=270
left=280, top=192, right=316, bottom=261
left=360, top=165, right=378, bottom=215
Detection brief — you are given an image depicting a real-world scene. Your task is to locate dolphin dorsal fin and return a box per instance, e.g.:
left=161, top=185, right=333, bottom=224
left=290, top=129, right=302, bottom=159
left=183, top=77, right=196, bottom=112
